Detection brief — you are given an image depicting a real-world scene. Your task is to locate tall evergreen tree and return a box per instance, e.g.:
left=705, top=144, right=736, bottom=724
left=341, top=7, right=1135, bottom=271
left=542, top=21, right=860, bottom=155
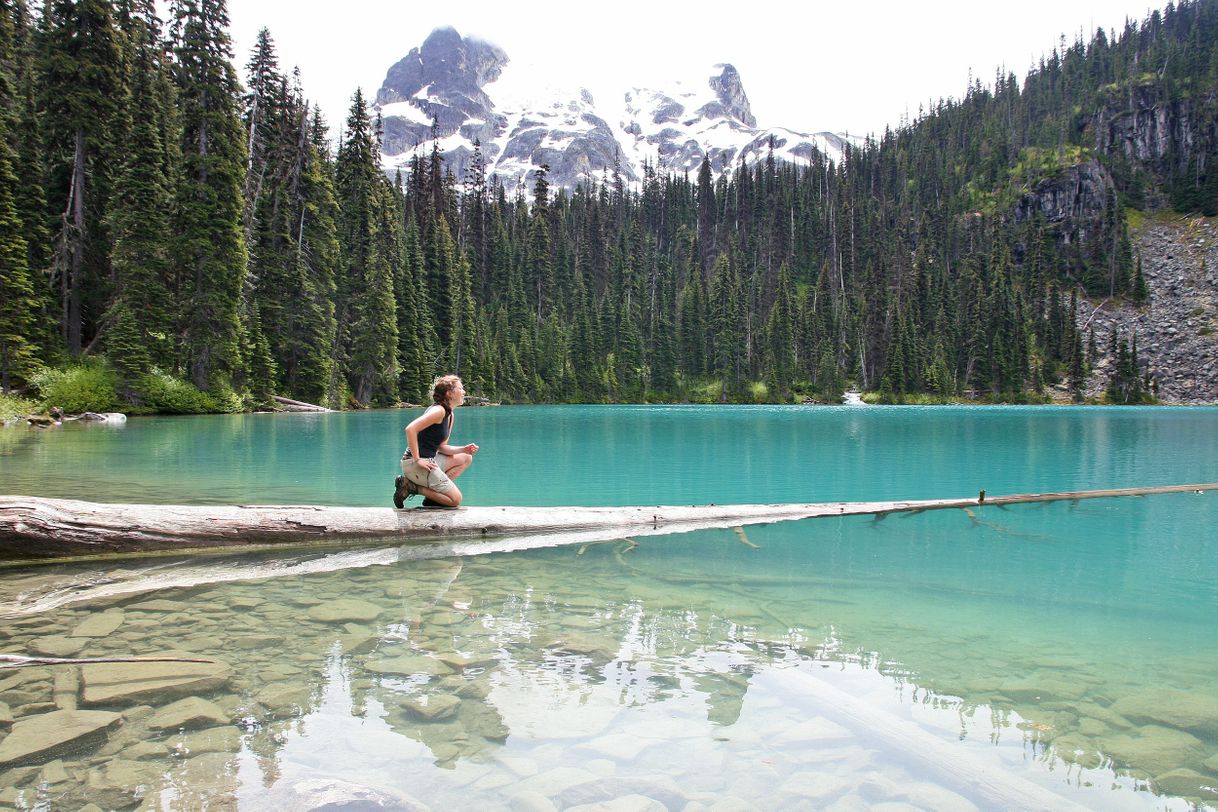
left=170, top=0, right=248, bottom=392
left=39, top=0, right=122, bottom=356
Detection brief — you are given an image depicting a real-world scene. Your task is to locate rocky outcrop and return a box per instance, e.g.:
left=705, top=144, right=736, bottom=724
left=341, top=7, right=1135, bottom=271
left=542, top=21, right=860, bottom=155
left=703, top=64, right=756, bottom=127
left=1092, top=82, right=1199, bottom=172
left=1013, top=159, right=1113, bottom=248
left=1081, top=217, right=1218, bottom=404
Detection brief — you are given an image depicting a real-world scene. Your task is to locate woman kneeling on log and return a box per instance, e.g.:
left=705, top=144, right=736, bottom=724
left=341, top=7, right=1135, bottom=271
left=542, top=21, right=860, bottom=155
left=394, top=375, right=479, bottom=508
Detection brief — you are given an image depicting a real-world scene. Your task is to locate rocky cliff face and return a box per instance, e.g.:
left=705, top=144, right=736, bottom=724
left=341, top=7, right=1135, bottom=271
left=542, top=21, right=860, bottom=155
left=1013, top=159, right=1114, bottom=250
left=373, top=28, right=850, bottom=192
left=1092, top=83, right=1199, bottom=171
left=1081, top=218, right=1218, bottom=404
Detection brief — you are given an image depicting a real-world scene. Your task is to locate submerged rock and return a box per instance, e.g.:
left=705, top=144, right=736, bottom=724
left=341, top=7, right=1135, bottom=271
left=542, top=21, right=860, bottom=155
left=261, top=776, right=428, bottom=811
left=70, top=609, right=125, bottom=638
left=1111, top=690, right=1218, bottom=736
left=365, top=654, right=454, bottom=677
left=305, top=598, right=383, bottom=623
left=401, top=693, right=461, bottom=721
left=29, top=635, right=87, bottom=657
left=147, top=697, right=230, bottom=731
left=1105, top=724, right=1207, bottom=775
left=253, top=684, right=313, bottom=717
left=0, top=709, right=122, bottom=766
left=1153, top=769, right=1218, bottom=802
left=80, top=655, right=231, bottom=705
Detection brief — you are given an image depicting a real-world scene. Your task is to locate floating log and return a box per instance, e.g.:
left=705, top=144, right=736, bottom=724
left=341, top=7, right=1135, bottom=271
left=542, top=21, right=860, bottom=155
left=271, top=395, right=331, bottom=412
left=0, top=484, right=1215, bottom=559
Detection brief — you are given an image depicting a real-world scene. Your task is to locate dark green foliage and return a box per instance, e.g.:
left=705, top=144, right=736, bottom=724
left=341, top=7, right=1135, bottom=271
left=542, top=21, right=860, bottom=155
left=170, top=0, right=249, bottom=391
left=0, top=118, right=37, bottom=393
left=1106, top=329, right=1154, bottom=403
left=135, top=368, right=223, bottom=413
left=30, top=361, right=117, bottom=412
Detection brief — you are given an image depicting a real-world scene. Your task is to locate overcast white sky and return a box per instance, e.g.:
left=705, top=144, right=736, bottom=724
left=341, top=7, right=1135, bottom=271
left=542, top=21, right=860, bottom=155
left=223, top=0, right=1152, bottom=140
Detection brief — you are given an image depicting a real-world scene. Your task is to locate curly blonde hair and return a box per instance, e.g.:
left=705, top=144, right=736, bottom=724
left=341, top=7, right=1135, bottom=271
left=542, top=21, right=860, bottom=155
left=430, top=375, right=463, bottom=410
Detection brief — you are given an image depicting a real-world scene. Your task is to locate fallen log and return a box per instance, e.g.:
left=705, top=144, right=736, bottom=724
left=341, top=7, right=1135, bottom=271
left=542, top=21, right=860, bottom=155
left=271, top=395, right=330, bottom=412
left=0, top=654, right=213, bottom=669
left=1, top=484, right=1215, bottom=560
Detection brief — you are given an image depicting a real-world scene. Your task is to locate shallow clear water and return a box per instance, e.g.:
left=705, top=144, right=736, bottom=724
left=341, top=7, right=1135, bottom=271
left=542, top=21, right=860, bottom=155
left=1, top=405, right=1217, bottom=810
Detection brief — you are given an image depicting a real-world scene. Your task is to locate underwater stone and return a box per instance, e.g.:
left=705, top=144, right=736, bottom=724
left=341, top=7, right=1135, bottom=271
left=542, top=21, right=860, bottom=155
left=80, top=655, right=231, bottom=705
left=776, top=771, right=851, bottom=803
left=1153, top=769, right=1218, bottom=802
left=401, top=693, right=460, bottom=721
left=229, top=634, right=285, bottom=650
left=170, top=726, right=242, bottom=756
left=1078, top=717, right=1109, bottom=737
left=438, top=651, right=499, bottom=670
left=254, top=684, right=313, bottom=717
left=1205, top=753, right=1218, bottom=773
left=509, top=791, right=560, bottom=812
left=261, top=776, right=428, bottom=811
left=559, top=777, right=687, bottom=811
left=0, top=709, right=122, bottom=766
left=0, top=702, right=10, bottom=730
left=147, top=697, right=230, bottom=730
left=1111, top=690, right=1218, bottom=736
left=365, top=655, right=454, bottom=677
left=339, top=634, right=380, bottom=655
left=85, top=758, right=160, bottom=808
left=306, top=598, right=383, bottom=623
left=70, top=609, right=125, bottom=638
left=29, top=636, right=87, bottom=657
left=566, top=795, right=667, bottom=812
left=36, top=759, right=69, bottom=785
left=120, top=740, right=168, bottom=760
left=127, top=599, right=188, bottom=612
left=1105, top=725, right=1207, bottom=775
left=996, top=677, right=1087, bottom=703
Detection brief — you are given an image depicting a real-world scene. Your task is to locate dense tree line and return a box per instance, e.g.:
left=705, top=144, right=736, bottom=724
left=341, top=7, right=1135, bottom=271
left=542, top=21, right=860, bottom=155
left=1, top=0, right=1213, bottom=408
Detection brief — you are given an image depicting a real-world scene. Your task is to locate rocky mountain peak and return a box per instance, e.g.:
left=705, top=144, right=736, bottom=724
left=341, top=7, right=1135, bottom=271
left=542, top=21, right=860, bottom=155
left=707, top=64, right=755, bottom=128
left=376, top=27, right=506, bottom=105
left=375, top=27, right=849, bottom=192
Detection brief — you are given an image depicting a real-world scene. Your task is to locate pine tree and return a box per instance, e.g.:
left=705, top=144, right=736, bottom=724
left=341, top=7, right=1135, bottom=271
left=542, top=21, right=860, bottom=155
left=282, top=108, right=340, bottom=405
left=170, top=0, right=249, bottom=392
left=0, top=119, right=36, bottom=392
left=39, top=0, right=123, bottom=356
left=764, top=264, right=796, bottom=398
left=105, top=18, right=174, bottom=383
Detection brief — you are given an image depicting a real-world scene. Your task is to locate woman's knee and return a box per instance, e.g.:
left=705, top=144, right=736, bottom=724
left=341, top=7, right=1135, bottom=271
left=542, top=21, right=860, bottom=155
left=454, top=452, right=472, bottom=468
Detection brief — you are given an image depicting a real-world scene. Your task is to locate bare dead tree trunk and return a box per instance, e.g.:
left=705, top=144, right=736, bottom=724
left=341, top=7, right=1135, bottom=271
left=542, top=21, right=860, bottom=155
left=66, top=129, right=87, bottom=356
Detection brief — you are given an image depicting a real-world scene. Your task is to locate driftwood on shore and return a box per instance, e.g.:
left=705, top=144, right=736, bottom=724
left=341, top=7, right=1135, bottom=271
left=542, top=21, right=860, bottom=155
left=1, top=484, right=1214, bottom=559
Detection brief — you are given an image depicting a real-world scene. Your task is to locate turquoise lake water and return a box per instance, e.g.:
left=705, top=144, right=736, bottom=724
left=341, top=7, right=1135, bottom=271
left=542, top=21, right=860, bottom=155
left=1, top=405, right=1217, bottom=810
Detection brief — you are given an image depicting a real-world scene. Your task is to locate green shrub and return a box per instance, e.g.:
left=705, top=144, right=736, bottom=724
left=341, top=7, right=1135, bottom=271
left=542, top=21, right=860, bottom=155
left=30, top=364, right=119, bottom=414
left=135, top=370, right=221, bottom=414
left=0, top=393, right=36, bottom=420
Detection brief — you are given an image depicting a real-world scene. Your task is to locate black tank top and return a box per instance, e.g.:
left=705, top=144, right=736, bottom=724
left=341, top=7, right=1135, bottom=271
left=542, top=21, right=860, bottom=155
left=416, top=409, right=452, bottom=458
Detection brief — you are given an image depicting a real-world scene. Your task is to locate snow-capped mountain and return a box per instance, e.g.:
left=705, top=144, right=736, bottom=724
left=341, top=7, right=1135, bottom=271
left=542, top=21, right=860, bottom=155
left=375, top=27, right=852, bottom=192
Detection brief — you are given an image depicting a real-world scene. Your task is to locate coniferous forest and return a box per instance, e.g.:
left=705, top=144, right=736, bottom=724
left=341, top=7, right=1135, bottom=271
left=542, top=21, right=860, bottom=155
left=1, top=0, right=1216, bottom=411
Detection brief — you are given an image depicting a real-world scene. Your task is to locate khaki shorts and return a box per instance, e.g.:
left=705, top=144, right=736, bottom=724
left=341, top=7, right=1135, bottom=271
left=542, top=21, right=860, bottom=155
left=400, top=453, right=455, bottom=493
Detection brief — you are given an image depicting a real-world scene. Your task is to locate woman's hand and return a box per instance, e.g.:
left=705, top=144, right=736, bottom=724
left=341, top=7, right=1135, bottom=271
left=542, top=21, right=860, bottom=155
left=418, top=457, right=437, bottom=471
left=463, top=443, right=479, bottom=455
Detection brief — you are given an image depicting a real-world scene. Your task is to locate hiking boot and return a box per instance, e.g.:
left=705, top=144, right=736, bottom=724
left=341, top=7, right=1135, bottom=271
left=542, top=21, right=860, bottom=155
left=393, top=475, right=419, bottom=509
